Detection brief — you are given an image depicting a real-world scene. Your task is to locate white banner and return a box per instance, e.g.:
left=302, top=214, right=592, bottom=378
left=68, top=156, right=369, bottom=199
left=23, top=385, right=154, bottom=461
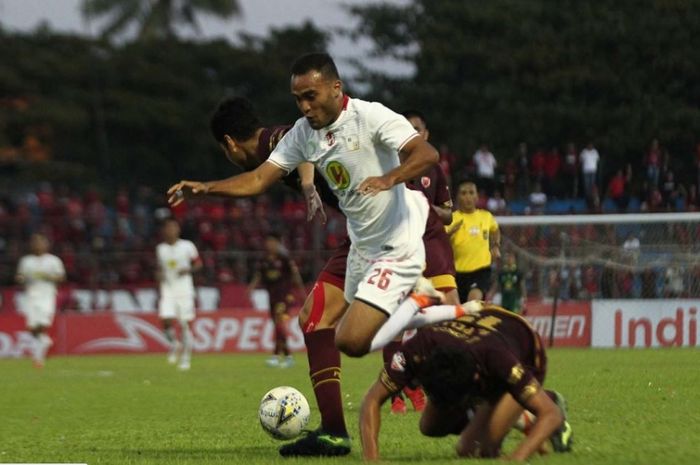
left=592, top=300, right=700, bottom=348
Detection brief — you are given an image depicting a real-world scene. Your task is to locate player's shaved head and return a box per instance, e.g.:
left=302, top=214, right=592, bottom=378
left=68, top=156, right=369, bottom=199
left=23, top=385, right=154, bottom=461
left=210, top=97, right=262, bottom=143
left=291, top=52, right=340, bottom=81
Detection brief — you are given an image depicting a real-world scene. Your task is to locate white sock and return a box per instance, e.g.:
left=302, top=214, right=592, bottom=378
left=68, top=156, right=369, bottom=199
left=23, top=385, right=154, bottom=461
left=180, top=321, right=192, bottom=362
left=369, top=300, right=462, bottom=352
left=32, top=335, right=43, bottom=362
left=514, top=410, right=536, bottom=433
left=405, top=305, right=463, bottom=329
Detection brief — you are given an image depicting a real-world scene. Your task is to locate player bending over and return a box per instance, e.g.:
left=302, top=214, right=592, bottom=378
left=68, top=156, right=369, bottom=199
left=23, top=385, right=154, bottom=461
left=360, top=304, right=574, bottom=461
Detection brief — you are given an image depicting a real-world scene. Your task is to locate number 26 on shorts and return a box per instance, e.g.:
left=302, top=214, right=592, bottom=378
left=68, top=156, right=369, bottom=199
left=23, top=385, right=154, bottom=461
left=367, top=268, right=393, bottom=290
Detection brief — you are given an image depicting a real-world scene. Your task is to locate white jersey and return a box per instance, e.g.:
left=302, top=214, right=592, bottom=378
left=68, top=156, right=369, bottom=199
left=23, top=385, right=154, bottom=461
left=17, top=253, right=65, bottom=299
left=156, top=239, right=199, bottom=296
left=268, top=97, right=425, bottom=252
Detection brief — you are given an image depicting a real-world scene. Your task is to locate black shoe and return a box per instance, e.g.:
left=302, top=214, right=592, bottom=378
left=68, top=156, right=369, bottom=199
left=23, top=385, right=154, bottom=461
left=279, top=429, right=351, bottom=457
left=550, top=390, right=573, bottom=453
left=551, top=420, right=574, bottom=452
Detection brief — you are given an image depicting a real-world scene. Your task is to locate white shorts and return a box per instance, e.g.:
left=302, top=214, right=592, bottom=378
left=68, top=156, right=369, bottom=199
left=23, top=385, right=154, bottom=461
left=24, top=297, right=56, bottom=328
left=344, top=243, right=425, bottom=316
left=158, top=292, right=196, bottom=322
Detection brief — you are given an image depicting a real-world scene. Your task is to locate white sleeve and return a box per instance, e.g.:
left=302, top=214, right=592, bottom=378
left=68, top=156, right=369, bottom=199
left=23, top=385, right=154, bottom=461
left=267, top=120, right=308, bottom=174
left=188, top=241, right=199, bottom=261
left=366, top=102, right=419, bottom=153
left=53, top=256, right=66, bottom=277
left=17, top=257, right=27, bottom=275
left=156, top=245, right=164, bottom=268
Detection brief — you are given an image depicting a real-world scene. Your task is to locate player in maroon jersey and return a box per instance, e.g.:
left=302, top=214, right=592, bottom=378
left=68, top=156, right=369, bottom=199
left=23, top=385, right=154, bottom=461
left=383, top=110, right=460, bottom=414
left=360, top=305, right=573, bottom=461
left=202, top=96, right=459, bottom=456
left=248, top=233, right=306, bottom=368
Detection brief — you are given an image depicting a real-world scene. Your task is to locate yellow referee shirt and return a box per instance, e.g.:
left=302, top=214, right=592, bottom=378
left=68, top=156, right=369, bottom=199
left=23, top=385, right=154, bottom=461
left=448, top=209, right=499, bottom=273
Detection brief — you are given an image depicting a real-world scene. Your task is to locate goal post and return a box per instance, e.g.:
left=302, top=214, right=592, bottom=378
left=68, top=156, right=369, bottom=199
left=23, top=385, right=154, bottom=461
left=494, top=212, right=700, bottom=346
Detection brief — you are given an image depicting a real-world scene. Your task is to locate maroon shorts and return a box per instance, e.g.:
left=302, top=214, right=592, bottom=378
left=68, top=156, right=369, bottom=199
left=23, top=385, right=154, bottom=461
left=317, top=238, right=349, bottom=290
left=422, top=210, right=457, bottom=289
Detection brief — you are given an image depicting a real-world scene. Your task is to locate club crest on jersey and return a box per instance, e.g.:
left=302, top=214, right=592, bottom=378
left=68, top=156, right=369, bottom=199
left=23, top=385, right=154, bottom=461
left=421, top=176, right=431, bottom=188
left=325, top=161, right=351, bottom=190
left=325, top=131, right=336, bottom=147
left=345, top=134, right=360, bottom=151
left=391, top=351, right=406, bottom=372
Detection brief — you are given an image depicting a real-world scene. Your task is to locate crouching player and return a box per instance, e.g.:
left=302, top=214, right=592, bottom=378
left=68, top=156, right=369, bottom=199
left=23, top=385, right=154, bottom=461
left=360, top=304, right=573, bottom=461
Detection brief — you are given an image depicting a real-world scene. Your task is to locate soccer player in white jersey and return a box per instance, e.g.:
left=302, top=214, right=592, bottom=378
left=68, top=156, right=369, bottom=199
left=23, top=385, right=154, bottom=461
left=156, top=218, right=202, bottom=370
left=15, top=233, right=65, bottom=368
left=168, top=53, right=465, bottom=358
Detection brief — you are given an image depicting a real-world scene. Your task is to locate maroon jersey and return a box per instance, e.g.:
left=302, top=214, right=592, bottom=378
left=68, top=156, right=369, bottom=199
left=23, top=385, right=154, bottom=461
left=409, top=165, right=456, bottom=282
left=407, top=165, right=452, bottom=210
left=380, top=306, right=546, bottom=407
left=258, top=253, right=296, bottom=304
left=257, top=126, right=340, bottom=212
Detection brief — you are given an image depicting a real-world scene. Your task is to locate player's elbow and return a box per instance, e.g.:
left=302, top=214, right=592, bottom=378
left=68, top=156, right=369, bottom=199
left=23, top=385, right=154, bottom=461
left=422, top=143, right=439, bottom=165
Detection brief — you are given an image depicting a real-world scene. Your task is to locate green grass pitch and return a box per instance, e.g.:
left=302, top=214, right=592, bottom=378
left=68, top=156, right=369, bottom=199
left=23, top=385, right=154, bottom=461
left=2, top=348, right=699, bottom=464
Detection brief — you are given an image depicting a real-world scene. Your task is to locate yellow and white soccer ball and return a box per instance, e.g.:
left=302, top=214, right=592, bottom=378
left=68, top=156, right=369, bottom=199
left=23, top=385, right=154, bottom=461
left=259, top=386, right=310, bottom=440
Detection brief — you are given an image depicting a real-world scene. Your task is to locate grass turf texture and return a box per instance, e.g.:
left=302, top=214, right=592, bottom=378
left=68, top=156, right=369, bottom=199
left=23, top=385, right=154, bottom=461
left=1, top=349, right=698, bottom=464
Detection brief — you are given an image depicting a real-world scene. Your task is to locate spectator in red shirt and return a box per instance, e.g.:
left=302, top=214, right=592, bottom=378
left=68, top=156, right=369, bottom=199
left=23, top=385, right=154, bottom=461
left=606, top=168, right=630, bottom=212
left=645, top=139, right=661, bottom=188
left=543, top=147, right=561, bottom=197
left=529, top=148, right=546, bottom=189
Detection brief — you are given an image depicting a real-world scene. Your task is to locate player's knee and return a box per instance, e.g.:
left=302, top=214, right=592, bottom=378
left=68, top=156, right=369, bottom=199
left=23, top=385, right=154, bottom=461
left=335, top=333, right=368, bottom=357
left=467, top=288, right=483, bottom=301
left=298, top=302, right=312, bottom=329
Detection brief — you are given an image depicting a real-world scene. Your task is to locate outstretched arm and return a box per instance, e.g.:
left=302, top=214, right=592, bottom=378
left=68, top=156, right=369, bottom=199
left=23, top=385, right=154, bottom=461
left=167, top=161, right=285, bottom=206
left=359, top=137, right=439, bottom=195
left=360, top=379, right=394, bottom=461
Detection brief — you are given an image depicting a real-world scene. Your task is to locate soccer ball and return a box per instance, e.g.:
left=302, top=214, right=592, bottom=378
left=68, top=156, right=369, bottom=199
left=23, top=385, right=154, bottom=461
left=259, top=386, right=310, bottom=440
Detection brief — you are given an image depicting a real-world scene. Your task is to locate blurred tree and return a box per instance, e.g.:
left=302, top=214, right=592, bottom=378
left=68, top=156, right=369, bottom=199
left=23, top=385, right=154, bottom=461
left=347, top=0, right=700, bottom=183
left=0, top=22, right=328, bottom=191
left=81, top=0, right=240, bottom=40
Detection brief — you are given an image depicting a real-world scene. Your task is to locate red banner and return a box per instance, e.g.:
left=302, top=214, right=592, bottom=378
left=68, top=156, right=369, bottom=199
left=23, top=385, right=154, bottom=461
left=523, top=300, right=591, bottom=347
left=0, top=309, right=303, bottom=358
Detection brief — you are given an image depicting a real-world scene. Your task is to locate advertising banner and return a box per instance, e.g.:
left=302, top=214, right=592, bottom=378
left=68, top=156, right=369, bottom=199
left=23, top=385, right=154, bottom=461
left=0, top=309, right=303, bottom=358
left=523, top=300, right=591, bottom=347
left=592, top=300, right=700, bottom=348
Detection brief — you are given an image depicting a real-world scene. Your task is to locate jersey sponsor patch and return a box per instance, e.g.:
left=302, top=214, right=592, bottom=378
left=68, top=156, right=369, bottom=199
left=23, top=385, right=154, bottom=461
left=390, top=351, right=407, bottom=372
left=325, top=161, right=351, bottom=190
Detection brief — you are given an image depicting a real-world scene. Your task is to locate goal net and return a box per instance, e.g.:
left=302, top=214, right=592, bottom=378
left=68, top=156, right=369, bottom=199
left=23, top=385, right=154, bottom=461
left=496, top=212, right=700, bottom=302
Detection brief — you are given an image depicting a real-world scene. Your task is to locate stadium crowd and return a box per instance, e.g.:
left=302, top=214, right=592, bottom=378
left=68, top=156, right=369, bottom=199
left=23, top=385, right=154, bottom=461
left=1, top=139, right=699, bottom=297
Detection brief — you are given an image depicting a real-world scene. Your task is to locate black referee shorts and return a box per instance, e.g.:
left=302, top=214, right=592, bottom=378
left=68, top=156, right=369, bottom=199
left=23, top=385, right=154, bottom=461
left=456, top=266, right=492, bottom=302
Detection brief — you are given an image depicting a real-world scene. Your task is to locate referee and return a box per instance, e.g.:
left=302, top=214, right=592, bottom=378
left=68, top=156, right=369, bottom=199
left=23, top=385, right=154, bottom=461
left=447, top=180, right=500, bottom=302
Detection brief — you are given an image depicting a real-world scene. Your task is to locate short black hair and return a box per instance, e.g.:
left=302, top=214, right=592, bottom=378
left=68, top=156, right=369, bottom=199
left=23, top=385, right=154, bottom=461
left=210, top=97, right=262, bottom=143
left=290, top=52, right=340, bottom=81
left=457, top=178, right=477, bottom=189
left=416, top=346, right=479, bottom=406
left=403, top=110, right=427, bottom=124
left=265, top=232, right=282, bottom=241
